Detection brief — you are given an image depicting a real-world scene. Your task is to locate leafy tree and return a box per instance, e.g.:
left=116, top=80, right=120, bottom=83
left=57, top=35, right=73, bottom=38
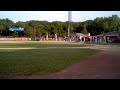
left=0, top=14, right=120, bottom=37
left=81, top=24, right=88, bottom=34
left=12, top=31, right=18, bottom=37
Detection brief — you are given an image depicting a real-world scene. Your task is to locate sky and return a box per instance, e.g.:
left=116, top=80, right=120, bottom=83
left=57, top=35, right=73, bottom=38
left=0, top=11, right=120, bottom=23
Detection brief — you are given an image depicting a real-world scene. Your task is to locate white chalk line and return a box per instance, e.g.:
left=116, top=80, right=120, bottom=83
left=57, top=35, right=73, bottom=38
left=0, top=46, right=114, bottom=50
left=0, top=47, right=88, bottom=49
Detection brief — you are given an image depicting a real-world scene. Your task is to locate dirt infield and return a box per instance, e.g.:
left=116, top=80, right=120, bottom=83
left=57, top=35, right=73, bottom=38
left=10, top=45, right=120, bottom=79
left=40, top=47, right=120, bottom=79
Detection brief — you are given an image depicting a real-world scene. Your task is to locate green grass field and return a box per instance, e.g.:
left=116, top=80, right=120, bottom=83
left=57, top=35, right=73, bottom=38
left=0, top=42, right=89, bottom=48
left=0, top=42, right=101, bottom=78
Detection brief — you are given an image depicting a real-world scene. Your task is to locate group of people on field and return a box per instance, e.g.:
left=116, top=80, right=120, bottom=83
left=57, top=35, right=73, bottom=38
left=34, top=35, right=113, bottom=44
left=94, top=36, right=112, bottom=44
left=74, top=35, right=112, bottom=44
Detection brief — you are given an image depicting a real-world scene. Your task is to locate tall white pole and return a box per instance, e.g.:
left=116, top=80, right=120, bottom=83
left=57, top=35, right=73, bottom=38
left=68, top=11, right=72, bottom=42
left=68, top=11, right=72, bottom=22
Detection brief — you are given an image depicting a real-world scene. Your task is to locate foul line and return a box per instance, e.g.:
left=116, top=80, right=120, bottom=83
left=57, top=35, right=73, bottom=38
left=0, top=46, right=113, bottom=50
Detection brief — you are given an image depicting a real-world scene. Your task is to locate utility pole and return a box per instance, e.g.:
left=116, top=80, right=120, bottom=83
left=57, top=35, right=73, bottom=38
left=68, top=11, right=72, bottom=42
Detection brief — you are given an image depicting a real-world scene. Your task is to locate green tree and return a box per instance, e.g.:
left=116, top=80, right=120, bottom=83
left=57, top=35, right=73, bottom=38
left=81, top=24, right=88, bottom=34
left=12, top=31, right=18, bottom=37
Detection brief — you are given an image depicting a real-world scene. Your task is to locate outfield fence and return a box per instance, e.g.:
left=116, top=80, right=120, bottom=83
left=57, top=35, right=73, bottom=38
left=0, top=37, right=31, bottom=41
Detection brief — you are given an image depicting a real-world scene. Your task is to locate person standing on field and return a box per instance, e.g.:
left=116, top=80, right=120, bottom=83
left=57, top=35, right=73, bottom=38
left=103, top=35, right=106, bottom=44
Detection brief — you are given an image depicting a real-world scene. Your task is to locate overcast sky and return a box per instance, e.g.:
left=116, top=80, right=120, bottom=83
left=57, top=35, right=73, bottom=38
left=0, top=11, right=120, bottom=23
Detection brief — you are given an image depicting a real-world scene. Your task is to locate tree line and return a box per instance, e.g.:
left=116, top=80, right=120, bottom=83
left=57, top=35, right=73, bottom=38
left=0, top=15, right=120, bottom=38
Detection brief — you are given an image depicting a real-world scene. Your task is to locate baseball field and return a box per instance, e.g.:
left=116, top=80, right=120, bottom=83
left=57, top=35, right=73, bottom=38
left=0, top=41, right=100, bottom=78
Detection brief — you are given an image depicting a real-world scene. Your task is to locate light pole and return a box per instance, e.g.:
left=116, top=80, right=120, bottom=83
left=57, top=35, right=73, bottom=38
left=68, top=11, right=72, bottom=42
